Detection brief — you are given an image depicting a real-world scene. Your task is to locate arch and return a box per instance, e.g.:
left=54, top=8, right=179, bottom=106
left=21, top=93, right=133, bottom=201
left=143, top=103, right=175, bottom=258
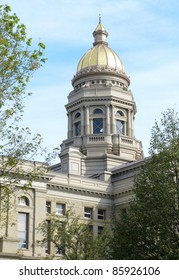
left=18, top=196, right=29, bottom=206
left=74, top=112, right=81, bottom=118
left=93, top=108, right=103, bottom=114
left=116, top=110, right=124, bottom=117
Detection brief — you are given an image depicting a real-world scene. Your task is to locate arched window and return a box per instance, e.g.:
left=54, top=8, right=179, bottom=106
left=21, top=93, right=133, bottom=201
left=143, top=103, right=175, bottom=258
left=75, top=112, right=81, bottom=118
left=93, top=108, right=103, bottom=114
left=92, top=108, right=103, bottom=134
left=18, top=196, right=29, bottom=206
left=115, top=109, right=126, bottom=135
left=116, top=110, right=124, bottom=116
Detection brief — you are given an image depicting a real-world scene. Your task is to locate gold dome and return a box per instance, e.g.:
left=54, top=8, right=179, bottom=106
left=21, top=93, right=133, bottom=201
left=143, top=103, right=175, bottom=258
left=76, top=20, right=124, bottom=73
left=77, top=44, right=124, bottom=73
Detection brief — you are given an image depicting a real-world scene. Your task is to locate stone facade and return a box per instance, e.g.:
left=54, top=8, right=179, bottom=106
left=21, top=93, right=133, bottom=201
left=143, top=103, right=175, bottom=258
left=0, top=20, right=144, bottom=259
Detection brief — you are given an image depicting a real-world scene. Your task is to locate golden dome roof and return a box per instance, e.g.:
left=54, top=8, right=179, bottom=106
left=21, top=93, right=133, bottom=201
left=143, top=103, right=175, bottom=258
left=77, top=44, right=124, bottom=72
left=76, top=20, right=124, bottom=73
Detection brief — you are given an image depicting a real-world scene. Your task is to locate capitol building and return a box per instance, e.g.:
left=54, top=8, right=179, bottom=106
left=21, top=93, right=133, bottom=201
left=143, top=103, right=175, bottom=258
left=0, top=19, right=144, bottom=259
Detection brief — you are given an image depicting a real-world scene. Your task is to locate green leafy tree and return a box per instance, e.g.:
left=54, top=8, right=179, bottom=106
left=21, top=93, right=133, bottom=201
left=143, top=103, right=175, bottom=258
left=0, top=5, right=53, bottom=237
left=111, top=109, right=179, bottom=260
left=37, top=209, right=111, bottom=260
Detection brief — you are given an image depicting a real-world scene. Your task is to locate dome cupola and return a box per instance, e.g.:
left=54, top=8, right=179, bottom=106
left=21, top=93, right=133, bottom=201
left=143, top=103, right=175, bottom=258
left=72, top=18, right=130, bottom=88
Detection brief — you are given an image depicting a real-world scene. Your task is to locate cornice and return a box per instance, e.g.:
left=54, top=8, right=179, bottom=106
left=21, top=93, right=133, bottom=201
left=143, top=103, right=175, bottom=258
left=47, top=182, right=133, bottom=200
left=65, top=95, right=134, bottom=111
left=47, top=183, right=112, bottom=199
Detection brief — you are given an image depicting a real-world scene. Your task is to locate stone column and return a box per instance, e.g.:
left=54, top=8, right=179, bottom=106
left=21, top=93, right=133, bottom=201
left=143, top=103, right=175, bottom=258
left=67, top=112, right=72, bottom=138
left=111, top=105, right=115, bottom=134
left=106, top=105, right=110, bottom=134
left=81, top=106, right=84, bottom=135
left=131, top=110, right=134, bottom=137
left=128, top=109, right=131, bottom=137
left=85, top=106, right=90, bottom=134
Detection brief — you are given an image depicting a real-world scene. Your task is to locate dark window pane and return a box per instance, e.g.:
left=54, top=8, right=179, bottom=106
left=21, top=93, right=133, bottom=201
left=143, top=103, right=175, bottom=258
left=93, top=118, right=103, bottom=134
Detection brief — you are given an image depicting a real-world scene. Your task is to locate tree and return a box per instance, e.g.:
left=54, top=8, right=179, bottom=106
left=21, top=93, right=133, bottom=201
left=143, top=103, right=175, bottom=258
left=0, top=4, right=51, bottom=237
left=111, top=109, right=179, bottom=260
left=37, top=209, right=111, bottom=260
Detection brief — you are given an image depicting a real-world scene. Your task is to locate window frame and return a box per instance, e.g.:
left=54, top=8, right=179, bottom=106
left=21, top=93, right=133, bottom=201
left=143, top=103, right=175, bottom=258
left=18, top=212, right=29, bottom=249
left=93, top=118, right=103, bottom=134
left=46, top=201, right=51, bottom=214
left=74, top=121, right=81, bottom=136
left=18, top=196, right=29, bottom=206
left=97, top=209, right=106, bottom=220
left=56, top=203, right=65, bottom=215
left=84, top=207, right=93, bottom=219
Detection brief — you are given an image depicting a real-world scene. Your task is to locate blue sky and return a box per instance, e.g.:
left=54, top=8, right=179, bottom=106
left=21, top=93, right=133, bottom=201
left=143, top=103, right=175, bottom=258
left=3, top=0, right=179, bottom=162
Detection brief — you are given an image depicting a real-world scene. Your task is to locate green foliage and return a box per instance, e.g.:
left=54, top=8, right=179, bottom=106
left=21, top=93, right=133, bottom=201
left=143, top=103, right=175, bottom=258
left=111, top=109, right=179, bottom=260
left=0, top=5, right=56, bottom=237
left=0, top=5, right=46, bottom=125
left=37, top=209, right=111, bottom=260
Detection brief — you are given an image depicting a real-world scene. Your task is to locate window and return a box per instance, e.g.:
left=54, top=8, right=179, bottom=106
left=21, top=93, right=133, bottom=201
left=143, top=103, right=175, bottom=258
left=115, top=109, right=126, bottom=135
left=75, top=112, right=81, bottom=118
left=88, top=225, right=93, bottom=233
left=93, top=108, right=103, bottom=114
left=116, top=110, right=124, bottom=116
left=56, top=203, right=65, bottom=215
left=98, top=226, right=104, bottom=236
left=18, top=196, right=29, bottom=206
left=46, top=201, right=51, bottom=213
left=84, top=207, right=93, bottom=219
left=98, top=209, right=106, bottom=220
left=45, top=220, right=51, bottom=254
left=93, top=118, right=103, bottom=134
left=116, top=120, right=124, bottom=135
left=18, top=212, right=29, bottom=249
left=74, top=121, right=81, bottom=136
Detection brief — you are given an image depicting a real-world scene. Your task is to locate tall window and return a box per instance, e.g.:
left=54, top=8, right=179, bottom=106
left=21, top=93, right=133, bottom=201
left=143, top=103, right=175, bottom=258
left=116, top=120, right=124, bottom=135
left=74, top=112, right=81, bottom=136
left=46, top=201, right=51, bottom=213
left=116, top=109, right=126, bottom=135
left=18, top=212, right=29, bottom=249
left=45, top=220, right=51, bottom=254
left=98, top=226, right=104, bottom=236
left=56, top=203, right=65, bottom=215
left=93, top=118, right=103, bottom=134
left=74, top=121, right=81, bottom=136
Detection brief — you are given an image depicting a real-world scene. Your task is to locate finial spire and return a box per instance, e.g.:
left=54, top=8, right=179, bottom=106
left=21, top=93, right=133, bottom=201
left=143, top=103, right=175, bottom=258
left=99, top=14, right=101, bottom=23
left=93, top=17, right=108, bottom=46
